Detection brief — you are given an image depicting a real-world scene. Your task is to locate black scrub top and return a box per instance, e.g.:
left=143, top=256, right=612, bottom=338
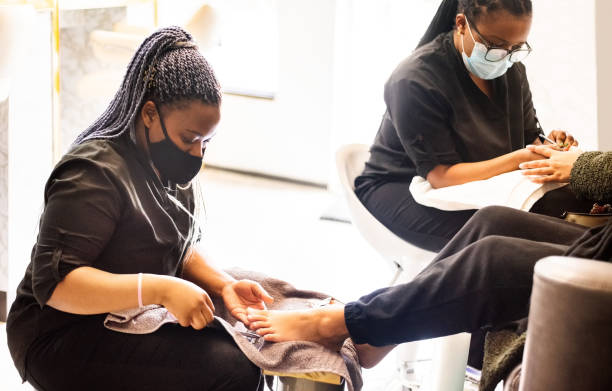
left=6, top=131, right=198, bottom=380
left=355, top=31, right=543, bottom=192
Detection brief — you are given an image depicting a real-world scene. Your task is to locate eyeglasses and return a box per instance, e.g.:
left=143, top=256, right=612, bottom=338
left=467, top=18, right=532, bottom=63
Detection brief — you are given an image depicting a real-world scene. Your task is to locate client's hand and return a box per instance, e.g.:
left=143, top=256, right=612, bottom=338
left=222, top=280, right=274, bottom=325
left=519, top=145, right=583, bottom=183
left=546, top=130, right=578, bottom=150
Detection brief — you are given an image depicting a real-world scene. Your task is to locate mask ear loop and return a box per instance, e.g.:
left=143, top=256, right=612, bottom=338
left=460, top=17, right=476, bottom=55
left=155, top=104, right=172, bottom=141
left=144, top=126, right=151, bottom=144
left=464, top=17, right=476, bottom=44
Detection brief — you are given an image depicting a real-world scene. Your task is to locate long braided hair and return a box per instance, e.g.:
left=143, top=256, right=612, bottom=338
left=417, top=0, right=532, bottom=48
left=73, top=26, right=221, bottom=247
left=74, top=26, right=221, bottom=145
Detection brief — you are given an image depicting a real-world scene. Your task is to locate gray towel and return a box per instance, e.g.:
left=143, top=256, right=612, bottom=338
left=104, top=268, right=363, bottom=391
left=104, top=304, right=178, bottom=334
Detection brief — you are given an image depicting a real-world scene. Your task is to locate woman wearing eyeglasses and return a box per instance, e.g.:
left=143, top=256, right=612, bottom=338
left=354, top=0, right=586, bottom=252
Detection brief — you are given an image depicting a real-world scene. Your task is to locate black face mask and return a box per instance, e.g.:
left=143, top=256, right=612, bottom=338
left=145, top=110, right=204, bottom=184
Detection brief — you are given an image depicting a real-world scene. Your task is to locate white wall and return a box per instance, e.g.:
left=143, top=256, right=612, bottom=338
left=205, top=0, right=337, bottom=184
left=524, top=0, right=599, bottom=150
left=1, top=10, right=54, bottom=307
left=595, top=0, right=612, bottom=150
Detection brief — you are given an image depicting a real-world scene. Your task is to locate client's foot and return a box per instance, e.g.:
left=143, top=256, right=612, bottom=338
left=247, top=305, right=349, bottom=351
left=354, top=343, right=397, bottom=369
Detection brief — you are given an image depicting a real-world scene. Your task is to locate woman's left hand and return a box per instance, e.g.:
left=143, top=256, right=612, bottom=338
left=222, top=279, right=274, bottom=325
left=546, top=130, right=578, bottom=150
left=519, top=145, right=582, bottom=183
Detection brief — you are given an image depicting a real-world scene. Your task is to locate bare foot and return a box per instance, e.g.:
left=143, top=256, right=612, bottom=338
left=247, top=305, right=349, bottom=351
left=354, top=343, right=397, bottom=369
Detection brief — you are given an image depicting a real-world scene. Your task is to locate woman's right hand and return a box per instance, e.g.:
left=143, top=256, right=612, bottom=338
left=546, top=130, right=578, bottom=150
left=156, top=277, right=215, bottom=329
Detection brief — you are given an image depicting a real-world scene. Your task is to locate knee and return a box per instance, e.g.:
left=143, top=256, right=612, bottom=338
left=469, top=206, right=517, bottom=233
left=472, top=206, right=510, bottom=221
left=230, top=353, right=261, bottom=390
left=212, top=344, right=261, bottom=391
left=476, top=235, right=528, bottom=275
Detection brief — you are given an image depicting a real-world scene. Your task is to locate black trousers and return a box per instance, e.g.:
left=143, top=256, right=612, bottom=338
left=356, top=180, right=476, bottom=252
left=357, top=180, right=593, bottom=252
left=344, top=206, right=587, bottom=360
left=25, top=316, right=262, bottom=391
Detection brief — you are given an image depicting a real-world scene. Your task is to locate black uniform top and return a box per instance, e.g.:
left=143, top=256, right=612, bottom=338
left=6, top=131, right=198, bottom=380
left=355, top=31, right=543, bottom=192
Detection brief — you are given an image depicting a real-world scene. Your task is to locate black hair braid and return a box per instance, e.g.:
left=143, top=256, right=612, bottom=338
left=417, top=0, right=532, bottom=48
left=460, top=0, right=532, bottom=21
left=74, top=26, right=221, bottom=145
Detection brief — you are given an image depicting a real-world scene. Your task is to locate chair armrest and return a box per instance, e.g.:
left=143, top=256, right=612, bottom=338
left=534, top=256, right=612, bottom=290
left=520, top=256, right=612, bottom=391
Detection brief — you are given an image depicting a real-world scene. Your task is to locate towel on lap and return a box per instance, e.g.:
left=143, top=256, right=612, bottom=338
left=409, top=170, right=567, bottom=211
left=104, top=268, right=362, bottom=391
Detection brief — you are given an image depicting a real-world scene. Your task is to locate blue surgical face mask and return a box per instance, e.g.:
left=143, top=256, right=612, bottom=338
left=461, top=19, right=513, bottom=80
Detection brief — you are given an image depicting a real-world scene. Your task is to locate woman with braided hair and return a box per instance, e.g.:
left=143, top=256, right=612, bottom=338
left=7, top=27, right=271, bottom=390
left=354, top=0, right=589, bottom=252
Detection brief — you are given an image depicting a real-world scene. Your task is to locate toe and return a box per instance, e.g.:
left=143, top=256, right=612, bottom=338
left=256, top=327, right=275, bottom=336
left=247, top=308, right=268, bottom=316
left=250, top=321, right=270, bottom=330
left=263, top=334, right=281, bottom=342
left=247, top=313, right=268, bottom=322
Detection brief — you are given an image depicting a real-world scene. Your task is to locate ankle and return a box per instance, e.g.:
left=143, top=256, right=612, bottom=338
left=316, top=305, right=348, bottom=340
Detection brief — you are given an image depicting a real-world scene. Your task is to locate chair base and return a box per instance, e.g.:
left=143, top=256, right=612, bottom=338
left=275, top=377, right=344, bottom=391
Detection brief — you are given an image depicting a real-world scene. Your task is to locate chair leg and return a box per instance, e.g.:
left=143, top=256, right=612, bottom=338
left=396, top=333, right=471, bottom=391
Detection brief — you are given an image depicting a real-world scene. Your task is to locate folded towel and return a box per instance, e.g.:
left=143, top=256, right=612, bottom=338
left=104, top=268, right=362, bottom=391
left=104, top=304, right=178, bottom=334
left=409, top=170, right=567, bottom=211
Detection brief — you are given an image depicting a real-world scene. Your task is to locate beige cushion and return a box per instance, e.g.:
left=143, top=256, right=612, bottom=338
left=520, top=257, right=612, bottom=391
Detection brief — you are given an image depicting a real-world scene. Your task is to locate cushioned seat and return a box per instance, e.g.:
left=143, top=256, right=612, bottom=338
left=519, top=256, right=612, bottom=390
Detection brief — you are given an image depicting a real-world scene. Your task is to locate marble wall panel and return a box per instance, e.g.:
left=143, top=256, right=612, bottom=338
left=59, top=6, right=127, bottom=153
left=0, top=99, right=8, bottom=294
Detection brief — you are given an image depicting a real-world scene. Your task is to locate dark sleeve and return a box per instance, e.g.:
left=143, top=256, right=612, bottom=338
left=385, top=78, right=462, bottom=178
left=569, top=151, right=612, bottom=202
left=519, top=63, right=544, bottom=144
left=31, top=159, right=123, bottom=308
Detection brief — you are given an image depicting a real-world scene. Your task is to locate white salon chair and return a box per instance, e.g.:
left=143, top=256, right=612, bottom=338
left=336, top=144, right=471, bottom=391
left=335, top=144, right=436, bottom=282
